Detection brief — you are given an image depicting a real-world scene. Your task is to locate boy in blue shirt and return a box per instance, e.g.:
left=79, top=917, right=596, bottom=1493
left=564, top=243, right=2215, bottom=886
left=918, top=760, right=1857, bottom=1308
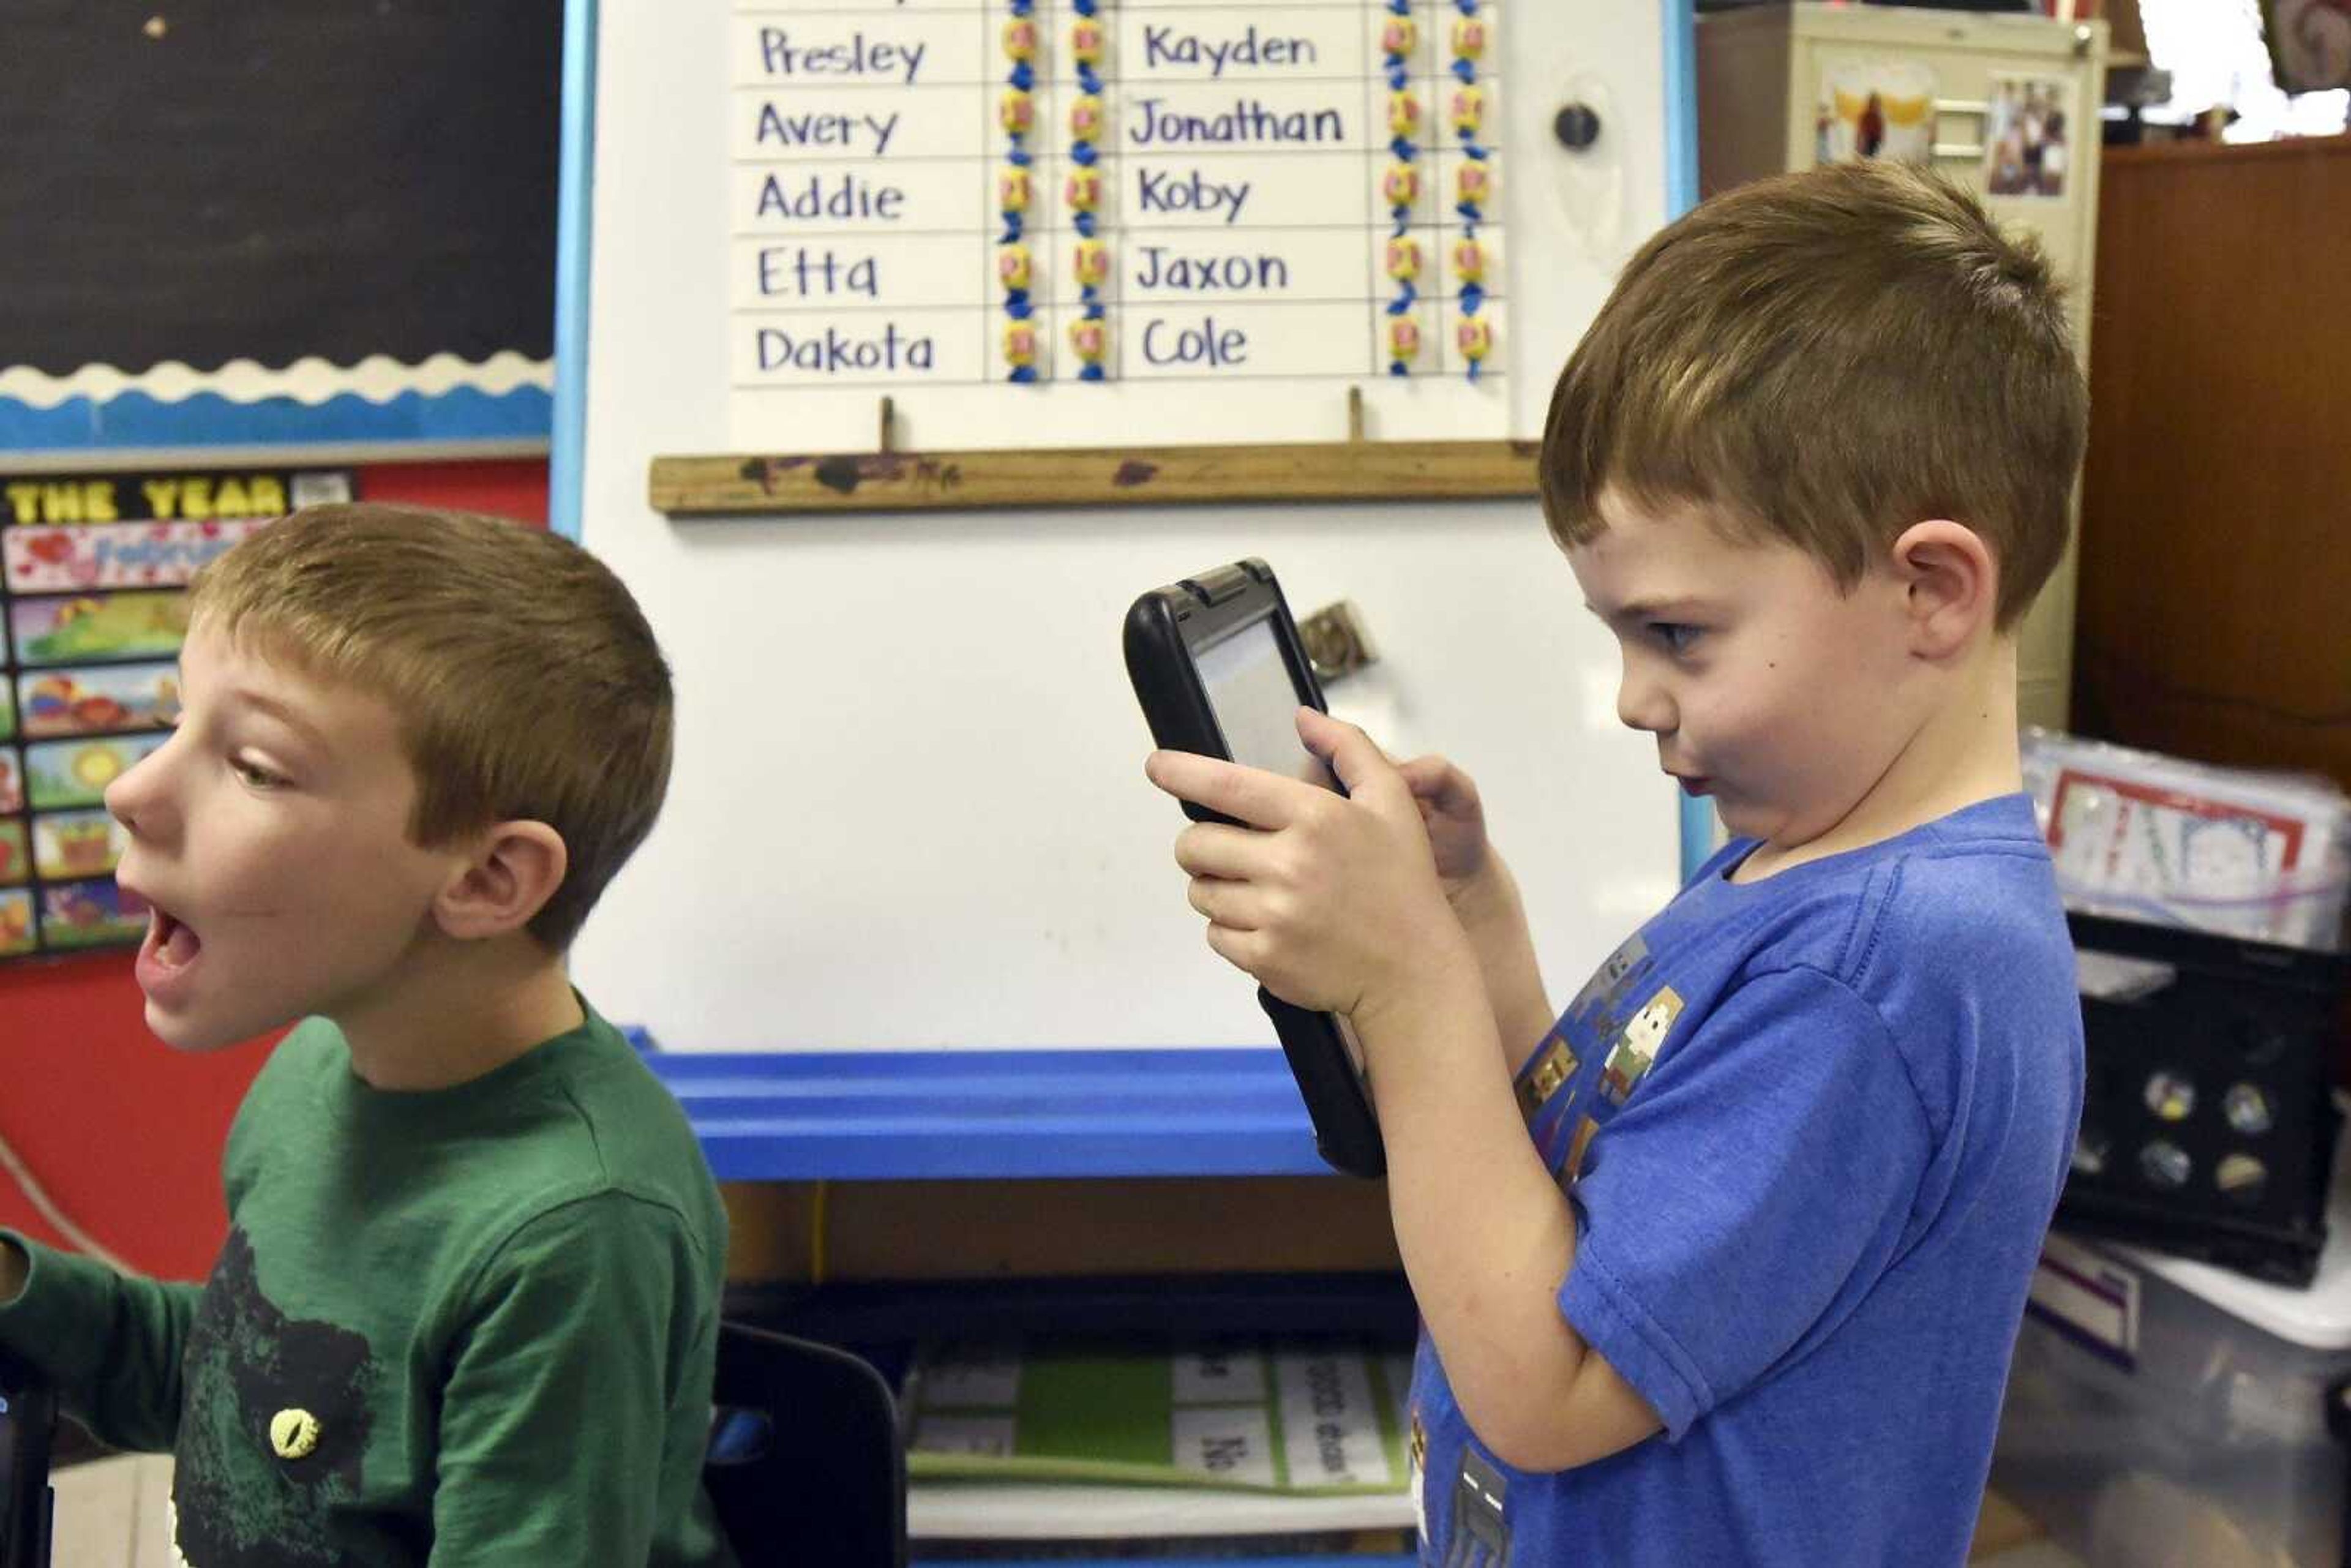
left=1148, top=162, right=2087, bottom=1564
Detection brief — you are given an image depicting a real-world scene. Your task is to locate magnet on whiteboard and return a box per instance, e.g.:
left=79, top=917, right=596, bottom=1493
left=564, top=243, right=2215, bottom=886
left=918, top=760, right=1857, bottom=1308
left=1002, top=17, right=1038, bottom=61
left=1070, top=17, right=1106, bottom=63
left=1299, top=601, right=1381, bottom=685
left=1073, top=238, right=1111, bottom=288
left=999, top=168, right=1032, bottom=214
left=1387, top=90, right=1423, bottom=139
left=1382, top=162, right=1419, bottom=210
left=1065, top=167, right=1103, bottom=213
left=1071, top=94, right=1104, bottom=140
left=1380, top=15, right=1417, bottom=56
left=1456, top=315, right=1494, bottom=365
left=1384, top=236, right=1422, bottom=282
left=1452, top=15, right=1490, bottom=60
left=1450, top=84, right=1487, bottom=140
left=1450, top=236, right=1488, bottom=284
left=1000, top=90, right=1035, bottom=137
left=1004, top=320, right=1040, bottom=369
left=1387, top=314, right=1423, bottom=366
left=998, top=244, right=1033, bottom=291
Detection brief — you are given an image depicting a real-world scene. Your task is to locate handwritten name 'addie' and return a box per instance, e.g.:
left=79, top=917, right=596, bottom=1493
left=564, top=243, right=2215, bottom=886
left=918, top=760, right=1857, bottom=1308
left=1140, top=25, right=1317, bottom=77
left=756, top=29, right=926, bottom=84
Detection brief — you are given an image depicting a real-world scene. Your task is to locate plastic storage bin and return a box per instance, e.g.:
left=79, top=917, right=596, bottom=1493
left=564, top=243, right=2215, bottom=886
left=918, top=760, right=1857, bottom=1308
left=1993, top=1139, right=2351, bottom=1566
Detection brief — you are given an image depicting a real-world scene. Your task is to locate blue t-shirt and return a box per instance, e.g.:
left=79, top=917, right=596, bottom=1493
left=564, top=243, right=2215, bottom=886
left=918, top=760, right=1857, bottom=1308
left=1409, top=793, right=2083, bottom=1567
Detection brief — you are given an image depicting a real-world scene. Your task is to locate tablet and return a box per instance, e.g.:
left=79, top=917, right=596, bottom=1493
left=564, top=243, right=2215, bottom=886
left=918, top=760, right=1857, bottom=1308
left=1125, top=559, right=1385, bottom=1178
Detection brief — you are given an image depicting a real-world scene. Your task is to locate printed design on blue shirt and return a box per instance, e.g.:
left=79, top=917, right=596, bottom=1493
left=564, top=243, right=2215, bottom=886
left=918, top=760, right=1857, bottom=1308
left=1515, top=932, right=1685, bottom=1189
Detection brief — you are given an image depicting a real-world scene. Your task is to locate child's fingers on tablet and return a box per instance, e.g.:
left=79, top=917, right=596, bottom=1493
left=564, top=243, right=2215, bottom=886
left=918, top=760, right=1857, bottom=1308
left=1299, top=711, right=1410, bottom=806
left=1146, top=749, right=1311, bottom=828
left=1173, top=822, right=1265, bottom=880
left=1185, top=874, right=1264, bottom=930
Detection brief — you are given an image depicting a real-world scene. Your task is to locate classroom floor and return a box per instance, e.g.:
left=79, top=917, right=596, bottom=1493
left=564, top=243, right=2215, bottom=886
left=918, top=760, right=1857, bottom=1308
left=47, top=1452, right=2086, bottom=1566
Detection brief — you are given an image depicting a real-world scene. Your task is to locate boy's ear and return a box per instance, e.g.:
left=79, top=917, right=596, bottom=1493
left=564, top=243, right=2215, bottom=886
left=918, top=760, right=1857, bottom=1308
left=1888, top=519, right=1998, bottom=659
left=433, top=820, right=569, bottom=942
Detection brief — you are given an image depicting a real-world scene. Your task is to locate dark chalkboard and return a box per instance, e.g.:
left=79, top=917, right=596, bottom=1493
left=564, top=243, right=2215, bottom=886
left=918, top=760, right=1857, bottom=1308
left=0, top=0, right=562, bottom=452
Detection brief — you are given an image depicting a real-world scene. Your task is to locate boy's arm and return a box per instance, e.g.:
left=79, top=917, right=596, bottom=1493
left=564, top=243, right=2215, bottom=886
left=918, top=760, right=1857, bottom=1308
left=1355, top=962, right=1662, bottom=1471
left=0, top=1232, right=203, bottom=1452
left=1445, top=850, right=1556, bottom=1078
left=1152, top=727, right=1659, bottom=1471
left=429, top=1193, right=711, bottom=1567
left=1395, top=756, right=1554, bottom=1076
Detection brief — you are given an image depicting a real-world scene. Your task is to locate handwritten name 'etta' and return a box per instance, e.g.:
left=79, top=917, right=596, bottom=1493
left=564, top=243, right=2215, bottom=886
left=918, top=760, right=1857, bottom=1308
left=753, top=245, right=1292, bottom=300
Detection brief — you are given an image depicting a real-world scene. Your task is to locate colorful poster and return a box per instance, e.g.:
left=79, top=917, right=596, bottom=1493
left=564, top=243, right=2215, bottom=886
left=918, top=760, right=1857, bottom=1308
left=1984, top=76, right=2075, bottom=200
left=39, top=878, right=147, bottom=950
left=1817, top=61, right=1938, bottom=167
left=4, top=517, right=276, bottom=595
left=16, top=663, right=181, bottom=740
left=0, top=467, right=350, bottom=962
left=0, top=889, right=32, bottom=955
left=24, top=734, right=164, bottom=811
left=32, top=809, right=125, bottom=882
left=10, top=591, right=192, bottom=666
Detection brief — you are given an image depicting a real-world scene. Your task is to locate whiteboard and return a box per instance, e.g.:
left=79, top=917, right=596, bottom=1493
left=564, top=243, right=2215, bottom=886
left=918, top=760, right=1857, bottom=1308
left=565, top=0, right=1697, bottom=1051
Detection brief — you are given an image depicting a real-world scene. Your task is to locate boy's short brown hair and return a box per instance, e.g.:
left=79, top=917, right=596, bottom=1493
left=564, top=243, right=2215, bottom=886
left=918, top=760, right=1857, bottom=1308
left=189, top=503, right=672, bottom=950
left=1541, top=161, right=2087, bottom=628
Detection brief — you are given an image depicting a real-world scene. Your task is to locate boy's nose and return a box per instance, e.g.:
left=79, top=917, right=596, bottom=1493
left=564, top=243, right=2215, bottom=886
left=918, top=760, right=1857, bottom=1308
left=105, top=744, right=173, bottom=841
left=1616, top=670, right=1676, bottom=735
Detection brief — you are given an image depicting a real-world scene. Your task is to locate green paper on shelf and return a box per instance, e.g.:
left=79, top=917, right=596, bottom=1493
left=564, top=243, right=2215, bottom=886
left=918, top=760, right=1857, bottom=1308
left=906, top=1339, right=1414, bottom=1496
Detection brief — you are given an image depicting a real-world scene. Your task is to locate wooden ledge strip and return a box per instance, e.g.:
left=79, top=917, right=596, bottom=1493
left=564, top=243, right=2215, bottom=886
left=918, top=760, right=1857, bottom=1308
left=650, top=439, right=1540, bottom=516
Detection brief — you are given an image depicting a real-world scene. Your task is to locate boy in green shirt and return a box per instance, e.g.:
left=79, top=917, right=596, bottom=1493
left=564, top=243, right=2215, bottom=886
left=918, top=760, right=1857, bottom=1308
left=0, top=505, right=735, bottom=1566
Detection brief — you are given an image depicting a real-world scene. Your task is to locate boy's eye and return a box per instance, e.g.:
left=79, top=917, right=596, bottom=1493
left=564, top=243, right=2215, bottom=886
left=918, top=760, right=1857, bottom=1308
left=231, top=756, right=287, bottom=789
left=1649, top=622, right=1703, bottom=655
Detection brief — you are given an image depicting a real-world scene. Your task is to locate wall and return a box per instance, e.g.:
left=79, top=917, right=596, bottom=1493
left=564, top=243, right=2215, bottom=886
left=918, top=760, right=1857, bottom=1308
left=0, top=459, right=548, bottom=1280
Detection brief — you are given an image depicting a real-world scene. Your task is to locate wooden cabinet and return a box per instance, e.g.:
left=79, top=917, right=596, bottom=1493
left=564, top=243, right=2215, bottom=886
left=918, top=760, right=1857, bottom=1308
left=2069, top=135, right=2351, bottom=797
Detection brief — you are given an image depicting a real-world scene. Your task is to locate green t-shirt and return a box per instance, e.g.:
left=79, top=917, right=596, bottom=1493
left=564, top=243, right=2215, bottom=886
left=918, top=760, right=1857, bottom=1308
left=0, top=1002, right=738, bottom=1567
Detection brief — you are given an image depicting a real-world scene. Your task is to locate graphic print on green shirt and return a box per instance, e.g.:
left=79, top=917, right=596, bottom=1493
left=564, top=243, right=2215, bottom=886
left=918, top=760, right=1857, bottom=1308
left=174, top=1227, right=373, bottom=1567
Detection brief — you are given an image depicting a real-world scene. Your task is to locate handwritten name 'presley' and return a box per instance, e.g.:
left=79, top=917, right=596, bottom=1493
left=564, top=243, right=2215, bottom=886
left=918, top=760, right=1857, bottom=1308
left=755, top=29, right=926, bottom=85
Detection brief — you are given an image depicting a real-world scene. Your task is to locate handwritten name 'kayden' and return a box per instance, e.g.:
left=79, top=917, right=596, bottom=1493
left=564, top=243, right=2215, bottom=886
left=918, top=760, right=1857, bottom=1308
left=1139, top=25, right=1318, bottom=77
left=1128, top=97, right=1346, bottom=148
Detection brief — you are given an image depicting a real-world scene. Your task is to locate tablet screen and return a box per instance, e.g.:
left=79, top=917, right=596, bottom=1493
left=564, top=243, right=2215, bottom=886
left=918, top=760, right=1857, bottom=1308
left=1193, top=616, right=1337, bottom=790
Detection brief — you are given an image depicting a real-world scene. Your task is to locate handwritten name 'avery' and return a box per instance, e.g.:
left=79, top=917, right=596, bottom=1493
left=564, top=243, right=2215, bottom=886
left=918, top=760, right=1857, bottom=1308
left=757, top=29, right=927, bottom=85
left=757, top=103, right=901, bottom=156
left=1139, top=25, right=1317, bottom=77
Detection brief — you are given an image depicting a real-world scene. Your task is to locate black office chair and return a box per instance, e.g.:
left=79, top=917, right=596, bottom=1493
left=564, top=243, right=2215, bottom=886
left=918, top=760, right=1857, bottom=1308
left=705, top=1321, right=906, bottom=1568
left=0, top=1350, right=54, bottom=1568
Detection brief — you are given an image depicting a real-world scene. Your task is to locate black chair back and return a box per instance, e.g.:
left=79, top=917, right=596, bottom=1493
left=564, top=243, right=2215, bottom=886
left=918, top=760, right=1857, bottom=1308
left=0, top=1352, right=53, bottom=1568
left=705, top=1322, right=906, bottom=1568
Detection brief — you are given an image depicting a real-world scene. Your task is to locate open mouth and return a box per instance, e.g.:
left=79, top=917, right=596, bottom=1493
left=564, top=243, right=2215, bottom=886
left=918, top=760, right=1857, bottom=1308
left=152, top=907, right=202, bottom=966
left=136, top=902, right=204, bottom=996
